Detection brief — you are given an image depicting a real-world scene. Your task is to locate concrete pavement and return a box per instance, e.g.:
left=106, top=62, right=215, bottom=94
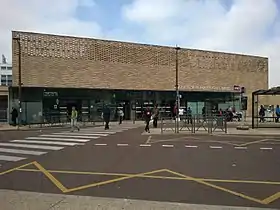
left=0, top=124, right=279, bottom=209
left=0, top=190, right=273, bottom=210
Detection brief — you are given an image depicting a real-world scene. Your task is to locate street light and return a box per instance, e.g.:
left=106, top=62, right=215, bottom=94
left=12, top=35, right=22, bottom=128
left=175, top=46, right=181, bottom=133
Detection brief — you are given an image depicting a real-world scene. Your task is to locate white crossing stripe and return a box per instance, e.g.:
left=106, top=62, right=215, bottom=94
left=11, top=140, right=81, bottom=146
left=80, top=129, right=122, bottom=132
left=26, top=137, right=91, bottom=142
left=209, top=146, right=222, bottom=149
left=79, top=131, right=117, bottom=134
left=117, top=144, right=129, bottom=146
left=0, top=155, right=26, bottom=162
left=139, top=144, right=151, bottom=147
left=40, top=134, right=100, bottom=139
left=185, top=145, right=198, bottom=148
left=162, top=144, right=174, bottom=148
left=260, top=147, right=273, bottom=150
left=0, top=148, right=46, bottom=156
left=94, top=143, right=107, bottom=146
left=234, top=147, right=247, bottom=149
left=53, top=132, right=109, bottom=136
left=0, top=143, right=63, bottom=150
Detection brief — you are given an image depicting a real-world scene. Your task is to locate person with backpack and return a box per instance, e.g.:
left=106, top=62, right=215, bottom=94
left=143, top=106, right=152, bottom=133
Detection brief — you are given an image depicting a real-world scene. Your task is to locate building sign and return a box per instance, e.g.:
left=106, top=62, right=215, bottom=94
left=233, top=85, right=240, bottom=91
left=43, top=91, right=58, bottom=97
left=179, top=85, right=232, bottom=91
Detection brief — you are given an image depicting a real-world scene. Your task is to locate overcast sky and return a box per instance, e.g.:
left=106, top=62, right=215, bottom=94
left=1, top=0, right=280, bottom=87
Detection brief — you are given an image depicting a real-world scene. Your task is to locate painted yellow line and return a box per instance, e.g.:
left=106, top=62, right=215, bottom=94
left=145, top=136, right=152, bottom=144
left=149, top=138, right=241, bottom=146
left=6, top=165, right=280, bottom=204
left=64, top=168, right=166, bottom=193
left=33, top=162, right=68, bottom=193
left=262, top=192, right=280, bottom=204
left=16, top=168, right=280, bottom=185
left=164, top=169, right=265, bottom=204
left=238, top=139, right=271, bottom=147
left=0, top=162, right=34, bottom=175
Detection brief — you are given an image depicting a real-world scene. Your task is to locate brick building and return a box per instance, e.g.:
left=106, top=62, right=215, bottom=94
left=10, top=31, right=268, bottom=124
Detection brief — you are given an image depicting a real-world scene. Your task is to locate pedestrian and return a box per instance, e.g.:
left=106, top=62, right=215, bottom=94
left=10, top=107, right=18, bottom=126
left=259, top=105, right=265, bottom=123
left=118, top=108, right=124, bottom=124
left=103, top=105, right=111, bottom=130
left=276, top=105, right=280, bottom=122
left=143, top=106, right=152, bottom=133
left=70, top=106, right=80, bottom=132
left=153, top=104, right=159, bottom=128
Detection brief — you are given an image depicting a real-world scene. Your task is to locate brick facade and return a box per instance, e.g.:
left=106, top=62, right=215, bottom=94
left=12, top=31, right=269, bottom=114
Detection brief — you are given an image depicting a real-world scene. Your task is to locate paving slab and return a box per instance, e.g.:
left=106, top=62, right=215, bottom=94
left=0, top=190, right=275, bottom=210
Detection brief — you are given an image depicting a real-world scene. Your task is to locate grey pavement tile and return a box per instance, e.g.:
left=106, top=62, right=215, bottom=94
left=0, top=189, right=62, bottom=210
left=0, top=190, right=276, bottom=210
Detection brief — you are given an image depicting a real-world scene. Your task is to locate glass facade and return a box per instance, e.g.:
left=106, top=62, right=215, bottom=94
left=8, top=87, right=241, bottom=124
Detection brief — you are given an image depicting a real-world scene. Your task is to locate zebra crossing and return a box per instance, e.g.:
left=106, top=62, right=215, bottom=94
left=0, top=124, right=139, bottom=165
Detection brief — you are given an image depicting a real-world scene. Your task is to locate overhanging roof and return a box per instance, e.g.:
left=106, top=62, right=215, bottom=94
left=253, top=88, right=280, bottom=95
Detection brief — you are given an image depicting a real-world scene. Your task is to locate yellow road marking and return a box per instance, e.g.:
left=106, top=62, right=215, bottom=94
left=145, top=136, right=152, bottom=144
left=64, top=168, right=166, bottom=193
left=0, top=162, right=34, bottom=175
left=238, top=139, right=271, bottom=147
left=16, top=168, right=280, bottom=185
left=2, top=163, right=280, bottom=204
left=164, top=169, right=265, bottom=204
left=149, top=137, right=200, bottom=145
left=262, top=192, right=280, bottom=204
left=33, top=162, right=68, bottom=193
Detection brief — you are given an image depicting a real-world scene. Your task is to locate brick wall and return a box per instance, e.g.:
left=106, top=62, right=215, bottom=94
left=12, top=31, right=269, bottom=115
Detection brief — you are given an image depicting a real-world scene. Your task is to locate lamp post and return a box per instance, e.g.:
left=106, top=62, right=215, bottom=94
left=175, top=46, right=181, bottom=133
left=13, top=35, right=22, bottom=128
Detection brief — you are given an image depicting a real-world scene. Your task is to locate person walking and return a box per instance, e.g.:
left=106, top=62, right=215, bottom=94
left=10, top=107, right=18, bottom=126
left=259, top=105, right=266, bottom=123
left=276, top=105, right=280, bottom=122
left=118, top=108, right=124, bottom=124
left=103, top=105, right=111, bottom=130
left=70, top=106, right=80, bottom=132
left=143, top=106, right=152, bottom=133
left=153, top=104, right=159, bottom=128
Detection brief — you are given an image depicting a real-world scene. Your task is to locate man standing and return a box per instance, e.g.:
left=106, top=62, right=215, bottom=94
left=143, top=106, right=152, bottom=133
left=10, top=107, right=18, bottom=126
left=70, top=106, right=80, bottom=132
left=118, top=108, right=124, bottom=124
left=276, top=105, right=280, bottom=122
left=103, top=105, right=111, bottom=130
left=153, top=104, right=159, bottom=128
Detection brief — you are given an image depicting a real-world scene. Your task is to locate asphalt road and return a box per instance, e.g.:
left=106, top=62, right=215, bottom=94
left=0, top=125, right=279, bottom=209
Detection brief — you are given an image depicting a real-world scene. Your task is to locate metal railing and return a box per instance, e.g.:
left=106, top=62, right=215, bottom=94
left=160, top=114, right=227, bottom=134
left=8, top=113, right=104, bottom=128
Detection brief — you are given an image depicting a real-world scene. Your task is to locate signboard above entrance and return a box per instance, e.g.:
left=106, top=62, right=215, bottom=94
left=179, top=85, right=232, bottom=91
